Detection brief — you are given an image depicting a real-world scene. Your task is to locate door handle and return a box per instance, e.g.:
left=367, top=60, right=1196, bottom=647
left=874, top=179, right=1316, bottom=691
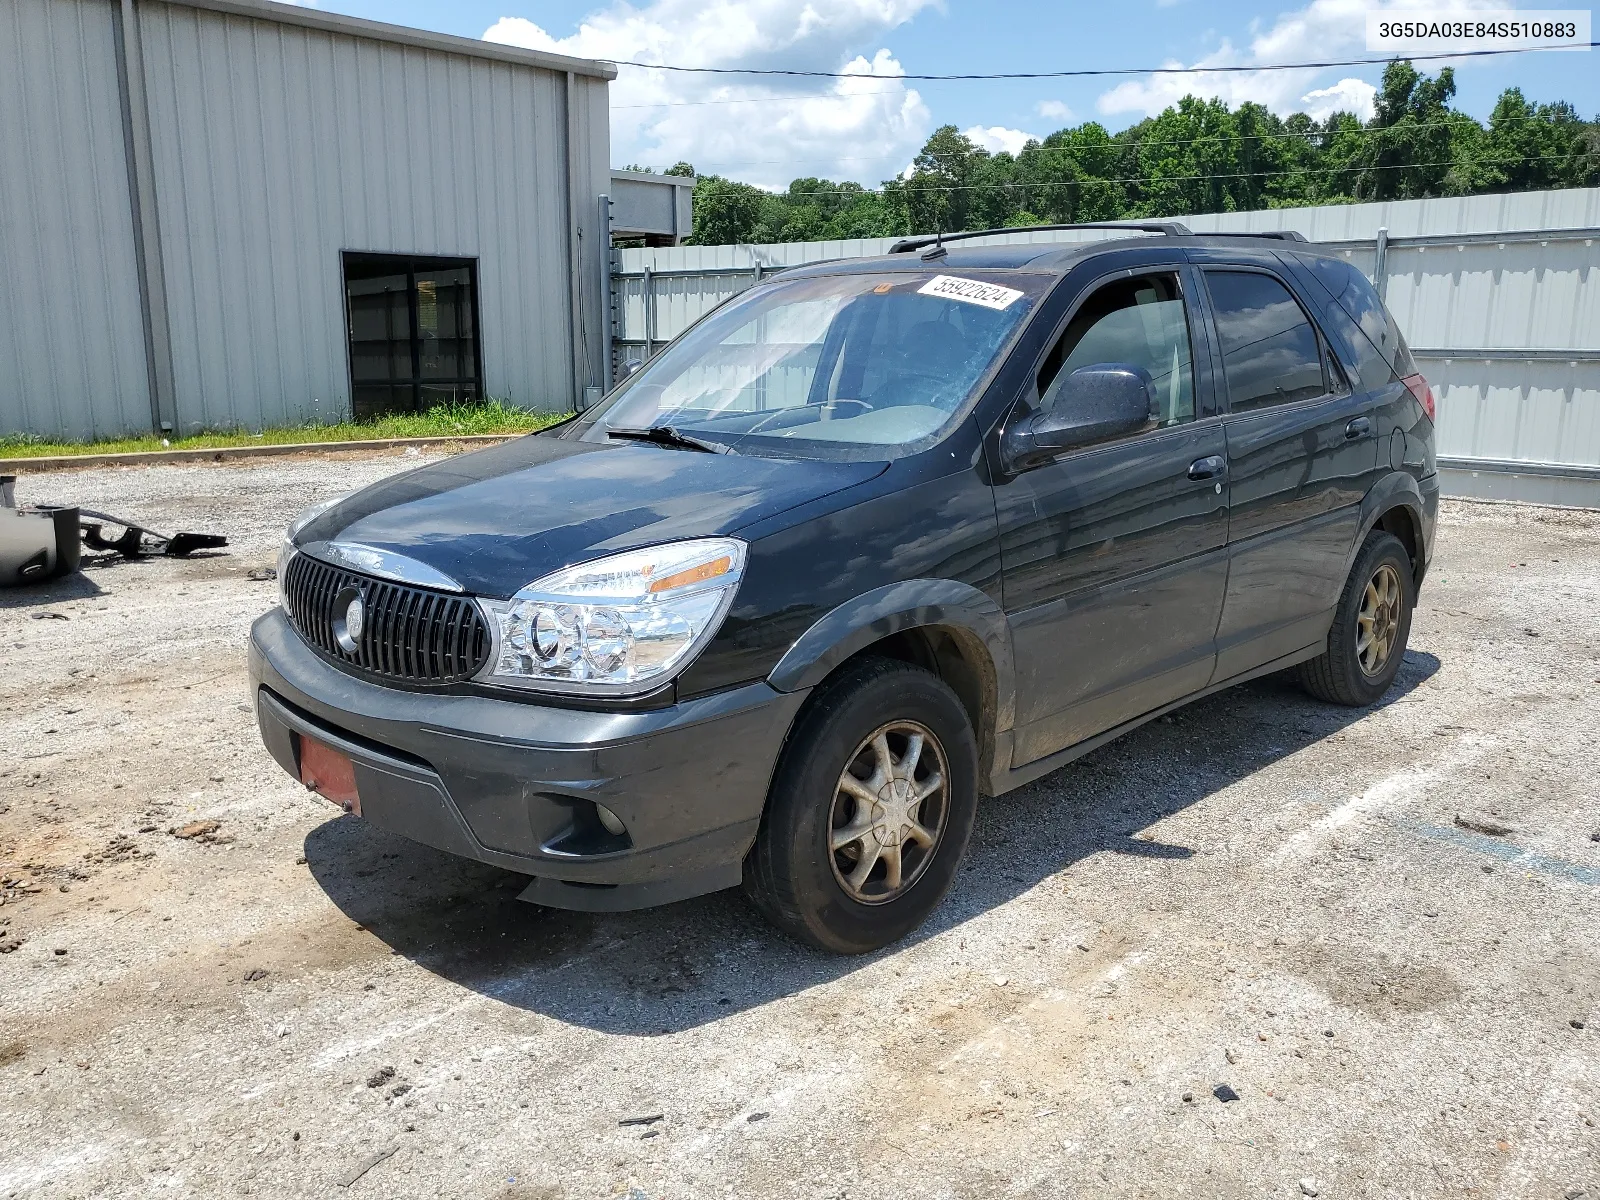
left=1345, top=416, right=1372, bottom=439
left=1187, top=455, right=1226, bottom=481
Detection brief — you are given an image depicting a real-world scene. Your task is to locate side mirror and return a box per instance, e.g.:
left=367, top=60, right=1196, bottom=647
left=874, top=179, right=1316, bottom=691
left=1003, top=363, right=1155, bottom=469
left=618, top=359, right=644, bottom=381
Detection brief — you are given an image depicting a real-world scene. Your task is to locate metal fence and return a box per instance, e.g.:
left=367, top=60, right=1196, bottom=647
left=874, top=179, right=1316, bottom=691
left=609, top=187, right=1600, bottom=508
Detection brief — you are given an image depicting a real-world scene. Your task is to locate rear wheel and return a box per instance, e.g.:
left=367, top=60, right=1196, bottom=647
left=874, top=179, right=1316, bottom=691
left=1296, top=530, right=1414, bottom=706
left=743, top=657, right=978, bottom=954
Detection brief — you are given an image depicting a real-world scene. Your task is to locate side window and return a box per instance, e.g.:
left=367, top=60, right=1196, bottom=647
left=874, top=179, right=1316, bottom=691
left=1038, top=273, right=1195, bottom=427
left=1205, top=270, right=1327, bottom=412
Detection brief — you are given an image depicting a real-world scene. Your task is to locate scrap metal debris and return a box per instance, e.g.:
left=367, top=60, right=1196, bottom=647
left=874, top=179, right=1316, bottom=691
left=3, top=475, right=226, bottom=586
left=79, top=508, right=227, bottom=559
left=1, top=475, right=79, bottom=585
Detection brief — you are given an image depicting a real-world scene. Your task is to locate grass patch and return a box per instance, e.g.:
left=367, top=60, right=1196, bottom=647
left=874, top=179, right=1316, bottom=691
left=0, top=400, right=570, bottom=459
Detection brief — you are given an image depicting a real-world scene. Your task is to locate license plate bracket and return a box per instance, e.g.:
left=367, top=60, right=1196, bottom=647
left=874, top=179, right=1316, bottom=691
left=298, top=734, right=360, bottom=815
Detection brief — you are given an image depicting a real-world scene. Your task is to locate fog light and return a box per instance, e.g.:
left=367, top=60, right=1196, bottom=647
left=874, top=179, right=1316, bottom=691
left=594, top=803, right=626, bottom=836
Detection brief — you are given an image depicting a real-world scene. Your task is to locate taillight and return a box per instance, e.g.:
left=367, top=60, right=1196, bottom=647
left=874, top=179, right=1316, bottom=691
left=1402, top=373, right=1435, bottom=422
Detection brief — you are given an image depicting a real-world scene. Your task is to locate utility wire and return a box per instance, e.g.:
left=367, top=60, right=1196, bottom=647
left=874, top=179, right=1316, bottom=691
left=613, top=42, right=1600, bottom=80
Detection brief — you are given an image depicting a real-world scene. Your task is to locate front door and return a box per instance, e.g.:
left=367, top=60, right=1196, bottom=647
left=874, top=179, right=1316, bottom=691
left=993, top=267, right=1229, bottom=767
left=1196, top=265, right=1380, bottom=679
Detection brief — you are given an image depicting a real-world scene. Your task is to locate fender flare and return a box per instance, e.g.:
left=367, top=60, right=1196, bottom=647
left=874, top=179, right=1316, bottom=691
left=1348, top=470, right=1426, bottom=585
left=766, top=578, right=1018, bottom=739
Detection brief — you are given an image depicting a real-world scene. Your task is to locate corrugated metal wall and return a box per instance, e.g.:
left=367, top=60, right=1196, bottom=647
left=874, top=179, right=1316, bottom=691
left=136, top=0, right=606, bottom=432
left=0, top=0, right=152, bottom=441
left=614, top=188, right=1600, bottom=506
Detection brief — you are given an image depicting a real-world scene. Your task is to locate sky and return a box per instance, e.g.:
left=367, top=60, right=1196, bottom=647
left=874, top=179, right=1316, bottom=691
left=306, top=0, right=1599, bottom=189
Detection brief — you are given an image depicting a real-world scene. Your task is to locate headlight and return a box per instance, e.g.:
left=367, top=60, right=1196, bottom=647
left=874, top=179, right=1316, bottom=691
left=279, top=496, right=345, bottom=614
left=478, top=538, right=747, bottom=695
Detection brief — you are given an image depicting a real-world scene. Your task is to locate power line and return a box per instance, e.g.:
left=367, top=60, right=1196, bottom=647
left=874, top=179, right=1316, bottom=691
left=613, top=42, right=1599, bottom=80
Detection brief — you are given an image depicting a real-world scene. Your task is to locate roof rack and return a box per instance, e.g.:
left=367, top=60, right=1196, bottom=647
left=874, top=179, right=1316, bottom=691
left=1200, top=230, right=1308, bottom=242
left=888, top=221, right=1191, bottom=254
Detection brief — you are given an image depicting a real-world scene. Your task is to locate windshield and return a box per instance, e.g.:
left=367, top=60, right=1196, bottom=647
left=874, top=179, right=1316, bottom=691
left=567, top=269, right=1048, bottom=460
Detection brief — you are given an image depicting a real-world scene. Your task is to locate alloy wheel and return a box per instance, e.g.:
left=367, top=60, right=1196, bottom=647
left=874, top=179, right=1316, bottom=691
left=828, top=721, right=949, bottom=904
left=1357, top=562, right=1403, bottom=676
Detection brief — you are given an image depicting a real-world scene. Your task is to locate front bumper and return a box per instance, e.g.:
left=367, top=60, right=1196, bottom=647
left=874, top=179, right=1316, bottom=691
left=249, top=609, right=807, bottom=910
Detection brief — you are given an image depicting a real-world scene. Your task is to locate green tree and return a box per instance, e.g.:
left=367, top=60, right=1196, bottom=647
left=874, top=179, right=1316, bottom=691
left=686, top=176, right=769, bottom=244
left=1474, top=89, right=1596, bottom=189
left=1343, top=60, right=1459, bottom=200
left=901, top=126, right=985, bottom=234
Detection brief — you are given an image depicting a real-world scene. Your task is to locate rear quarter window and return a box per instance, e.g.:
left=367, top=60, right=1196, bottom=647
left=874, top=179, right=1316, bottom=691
left=1297, top=254, right=1414, bottom=388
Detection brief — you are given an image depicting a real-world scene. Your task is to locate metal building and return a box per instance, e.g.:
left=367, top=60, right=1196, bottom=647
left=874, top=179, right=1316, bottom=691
left=0, top=0, right=675, bottom=440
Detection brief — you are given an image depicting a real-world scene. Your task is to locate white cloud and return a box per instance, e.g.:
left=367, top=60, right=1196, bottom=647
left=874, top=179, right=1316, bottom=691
left=962, top=125, right=1038, bottom=156
left=1095, top=0, right=1502, bottom=119
left=1300, top=76, right=1378, bottom=121
left=1036, top=99, right=1073, bottom=122
left=484, top=0, right=936, bottom=188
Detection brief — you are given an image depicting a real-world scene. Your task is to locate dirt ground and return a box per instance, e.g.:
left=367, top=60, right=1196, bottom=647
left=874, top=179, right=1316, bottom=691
left=1, top=451, right=1597, bottom=1200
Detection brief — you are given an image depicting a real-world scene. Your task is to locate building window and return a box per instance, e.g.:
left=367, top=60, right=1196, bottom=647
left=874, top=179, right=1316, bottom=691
left=343, top=253, right=482, bottom=418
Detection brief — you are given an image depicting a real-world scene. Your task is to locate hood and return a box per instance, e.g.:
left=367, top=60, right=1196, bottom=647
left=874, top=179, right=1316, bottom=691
left=300, top=434, right=886, bottom=597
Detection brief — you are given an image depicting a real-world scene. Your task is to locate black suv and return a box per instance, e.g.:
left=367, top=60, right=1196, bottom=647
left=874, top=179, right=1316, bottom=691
left=251, top=222, right=1438, bottom=953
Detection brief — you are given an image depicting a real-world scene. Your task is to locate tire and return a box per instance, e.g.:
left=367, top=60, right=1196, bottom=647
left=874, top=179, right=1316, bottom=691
left=743, top=656, right=979, bottom=954
left=1296, top=530, right=1415, bottom=706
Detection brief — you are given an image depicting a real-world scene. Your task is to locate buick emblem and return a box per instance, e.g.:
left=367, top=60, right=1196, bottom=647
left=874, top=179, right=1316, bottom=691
left=332, top=585, right=365, bottom=654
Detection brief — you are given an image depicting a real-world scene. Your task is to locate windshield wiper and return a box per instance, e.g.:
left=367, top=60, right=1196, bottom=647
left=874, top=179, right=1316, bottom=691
left=606, top=425, right=733, bottom=454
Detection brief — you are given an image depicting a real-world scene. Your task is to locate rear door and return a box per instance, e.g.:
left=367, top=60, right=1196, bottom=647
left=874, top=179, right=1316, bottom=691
left=1194, top=257, right=1380, bottom=680
left=992, top=264, right=1229, bottom=767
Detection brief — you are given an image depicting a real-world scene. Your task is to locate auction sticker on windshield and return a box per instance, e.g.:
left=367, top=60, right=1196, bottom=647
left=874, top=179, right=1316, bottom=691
left=917, top=275, right=1025, bottom=311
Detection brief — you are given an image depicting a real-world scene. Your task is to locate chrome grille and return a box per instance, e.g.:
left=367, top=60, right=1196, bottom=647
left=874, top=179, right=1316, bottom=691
left=283, top=552, right=490, bottom=685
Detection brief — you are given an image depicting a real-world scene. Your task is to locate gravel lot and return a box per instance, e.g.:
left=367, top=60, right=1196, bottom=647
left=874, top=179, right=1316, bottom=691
left=1, top=451, right=1597, bottom=1200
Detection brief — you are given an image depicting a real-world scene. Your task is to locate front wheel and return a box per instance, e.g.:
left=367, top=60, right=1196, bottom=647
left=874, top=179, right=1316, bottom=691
left=1296, top=530, right=1415, bottom=706
left=743, top=657, right=979, bottom=954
